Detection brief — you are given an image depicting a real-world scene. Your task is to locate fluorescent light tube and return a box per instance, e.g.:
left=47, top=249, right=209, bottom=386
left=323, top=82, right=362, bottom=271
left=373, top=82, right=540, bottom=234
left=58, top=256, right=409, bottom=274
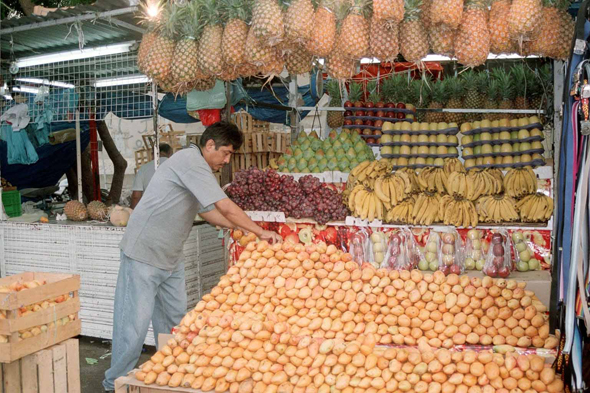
left=3, top=95, right=12, bottom=100
left=13, top=86, right=39, bottom=94
left=94, top=74, right=150, bottom=88
left=16, top=41, right=136, bottom=68
left=15, top=77, right=74, bottom=89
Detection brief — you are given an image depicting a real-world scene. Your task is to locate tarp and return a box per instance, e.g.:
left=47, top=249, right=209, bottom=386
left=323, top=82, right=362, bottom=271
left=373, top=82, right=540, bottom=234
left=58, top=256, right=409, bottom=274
left=0, top=122, right=90, bottom=189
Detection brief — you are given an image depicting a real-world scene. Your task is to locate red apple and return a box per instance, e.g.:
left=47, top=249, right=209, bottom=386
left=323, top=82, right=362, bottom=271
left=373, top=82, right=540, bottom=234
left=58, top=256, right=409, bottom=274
left=366, top=110, right=375, bottom=116
left=450, top=264, right=462, bottom=275
left=344, top=119, right=353, bottom=126
left=498, top=267, right=510, bottom=278
left=367, top=137, right=376, bottom=144
left=362, top=128, right=372, bottom=135
left=354, top=101, right=363, bottom=108
left=491, top=233, right=504, bottom=244
left=344, top=110, right=353, bottom=117
left=365, top=102, right=374, bottom=109
left=355, top=110, right=365, bottom=116
left=387, top=112, right=397, bottom=118
left=397, top=102, right=406, bottom=109
left=376, top=110, right=385, bottom=118
left=374, top=120, right=383, bottom=127
left=352, top=128, right=362, bottom=135
left=344, top=101, right=353, bottom=108
left=354, top=119, right=364, bottom=125
left=364, top=120, right=374, bottom=126
left=376, top=102, right=385, bottom=108
left=397, top=112, right=406, bottom=119
left=386, top=103, right=396, bottom=108
left=373, top=130, right=383, bottom=136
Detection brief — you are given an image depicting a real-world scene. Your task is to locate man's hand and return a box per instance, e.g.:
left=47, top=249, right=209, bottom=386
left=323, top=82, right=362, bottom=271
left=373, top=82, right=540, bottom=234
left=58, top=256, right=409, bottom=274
left=259, top=230, right=282, bottom=244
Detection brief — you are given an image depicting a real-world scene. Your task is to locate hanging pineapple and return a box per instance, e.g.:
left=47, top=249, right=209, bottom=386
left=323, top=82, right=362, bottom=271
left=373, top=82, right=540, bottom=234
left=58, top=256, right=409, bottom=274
left=400, top=0, right=429, bottom=63
left=420, top=0, right=432, bottom=29
left=373, top=0, right=404, bottom=23
left=429, top=0, right=463, bottom=30
left=370, top=16, right=400, bottom=62
left=143, top=3, right=181, bottom=82
left=260, top=47, right=285, bottom=77
left=529, top=0, right=570, bottom=58
left=489, top=0, right=514, bottom=54
left=325, top=79, right=344, bottom=128
left=170, top=2, right=206, bottom=95
left=221, top=0, right=251, bottom=70
left=337, top=0, right=370, bottom=60
left=197, top=0, right=226, bottom=77
left=306, top=0, right=337, bottom=57
left=326, top=53, right=357, bottom=80
left=284, top=44, right=313, bottom=75
left=425, top=78, right=448, bottom=123
left=444, top=76, right=465, bottom=124
left=137, top=1, right=164, bottom=74
left=455, top=0, right=490, bottom=68
left=508, top=0, right=543, bottom=48
left=555, top=8, right=574, bottom=60
left=285, top=0, right=315, bottom=43
left=245, top=26, right=277, bottom=69
left=428, top=24, right=455, bottom=57
left=251, top=0, right=285, bottom=47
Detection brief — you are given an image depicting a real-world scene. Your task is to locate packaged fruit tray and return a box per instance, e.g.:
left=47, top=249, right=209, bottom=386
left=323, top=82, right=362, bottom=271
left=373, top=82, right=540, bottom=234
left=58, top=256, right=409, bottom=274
left=468, top=158, right=546, bottom=170
left=462, top=122, right=544, bottom=135
left=346, top=116, right=414, bottom=122
left=346, top=106, right=416, bottom=114
left=381, top=141, right=459, bottom=147
left=462, top=135, right=544, bottom=147
left=382, top=153, right=459, bottom=159
left=462, top=148, right=545, bottom=159
left=391, top=164, right=443, bottom=170
left=382, top=127, right=459, bottom=136
left=343, top=124, right=383, bottom=130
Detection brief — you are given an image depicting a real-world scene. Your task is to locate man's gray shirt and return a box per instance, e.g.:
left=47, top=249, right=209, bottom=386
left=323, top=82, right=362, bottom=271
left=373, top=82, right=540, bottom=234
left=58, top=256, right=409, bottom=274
left=120, top=147, right=226, bottom=270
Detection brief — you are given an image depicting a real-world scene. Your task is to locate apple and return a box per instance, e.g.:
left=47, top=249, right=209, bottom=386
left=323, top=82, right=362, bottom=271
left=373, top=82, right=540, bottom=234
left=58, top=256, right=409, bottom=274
left=400, top=134, right=411, bottom=143
left=433, top=157, right=444, bottom=166
left=530, top=128, right=543, bottom=138
left=442, top=233, right=455, bottom=244
left=376, top=102, right=385, bottom=108
left=411, top=134, right=419, bottom=143
left=436, top=134, right=447, bottom=143
left=448, top=147, right=458, bottom=155
left=450, top=264, right=462, bottom=275
left=427, top=241, right=438, bottom=253
left=474, top=145, right=482, bottom=155
left=429, top=262, right=438, bottom=271
left=365, top=101, right=374, bottom=109
left=463, top=147, right=474, bottom=157
left=516, top=261, right=529, bottom=272
left=344, top=110, right=353, bottom=117
left=502, top=156, right=514, bottom=165
left=411, top=146, right=419, bottom=155
left=467, top=229, right=480, bottom=240
left=518, top=129, right=531, bottom=139
left=520, top=153, right=532, bottom=163
left=475, top=259, right=485, bottom=271
left=418, top=134, right=429, bottom=143
left=355, top=110, right=365, bottom=116
left=354, top=100, right=364, bottom=108
left=447, top=135, right=458, bottom=144
left=520, top=142, right=532, bottom=152
left=481, top=132, right=492, bottom=141
left=493, top=145, right=502, bottom=154
left=442, top=254, right=454, bottom=266
left=367, top=137, right=376, bottom=143
left=418, top=259, right=429, bottom=271
left=493, top=244, right=504, bottom=256
left=515, top=242, right=527, bottom=253
left=364, top=120, right=374, bottom=126
left=472, top=239, right=481, bottom=250
left=531, top=141, right=543, bottom=150
left=492, top=133, right=500, bottom=141
left=408, top=157, right=416, bottom=165
left=491, top=233, right=504, bottom=244
left=400, top=145, right=411, bottom=155
left=476, top=157, right=484, bottom=166
left=500, top=143, right=513, bottom=153
left=437, top=146, right=449, bottom=155
left=481, top=144, right=493, bottom=155
left=398, top=157, right=408, bottom=166
left=376, top=110, right=385, bottom=118
left=393, top=134, right=401, bottom=142
left=355, top=119, right=364, bottom=126
left=519, top=249, right=531, bottom=262
left=499, top=131, right=511, bottom=140
left=528, top=258, right=540, bottom=270
left=429, top=135, right=438, bottom=143
left=473, top=134, right=481, bottom=142
left=416, top=157, right=427, bottom=165
left=429, top=146, right=438, bottom=155
left=363, top=128, right=372, bottom=135
left=374, top=120, right=384, bottom=127
left=465, top=159, right=476, bottom=169
left=344, top=101, right=353, bottom=108
left=465, top=258, right=475, bottom=270
left=373, top=129, right=383, bottom=136
left=462, top=135, right=473, bottom=144
left=426, top=252, right=437, bottom=263
left=498, top=267, right=510, bottom=278
left=344, top=119, right=353, bottom=126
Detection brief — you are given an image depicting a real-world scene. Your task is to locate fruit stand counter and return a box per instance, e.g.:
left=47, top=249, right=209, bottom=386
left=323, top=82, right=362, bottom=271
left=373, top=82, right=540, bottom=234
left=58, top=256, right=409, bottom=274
left=0, top=220, right=227, bottom=345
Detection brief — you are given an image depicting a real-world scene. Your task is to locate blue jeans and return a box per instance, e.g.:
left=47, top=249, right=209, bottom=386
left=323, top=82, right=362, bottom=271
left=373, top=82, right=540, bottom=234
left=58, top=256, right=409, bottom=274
left=102, top=252, right=187, bottom=390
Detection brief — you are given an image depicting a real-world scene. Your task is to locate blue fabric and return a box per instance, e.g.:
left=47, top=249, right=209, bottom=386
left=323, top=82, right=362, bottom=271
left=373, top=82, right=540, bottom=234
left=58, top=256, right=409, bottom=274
left=0, top=122, right=90, bottom=189
left=96, top=91, right=153, bottom=120
left=1, top=124, right=39, bottom=165
left=159, top=94, right=198, bottom=123
left=103, top=251, right=187, bottom=390
left=30, top=108, right=54, bottom=147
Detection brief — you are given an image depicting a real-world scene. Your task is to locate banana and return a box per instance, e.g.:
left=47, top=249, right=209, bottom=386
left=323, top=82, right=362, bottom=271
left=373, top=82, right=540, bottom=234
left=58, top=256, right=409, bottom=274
left=374, top=177, right=390, bottom=203
left=354, top=189, right=368, bottom=214
left=368, top=193, right=377, bottom=222
left=360, top=192, right=371, bottom=219
left=350, top=160, right=371, bottom=177
left=375, top=194, right=384, bottom=220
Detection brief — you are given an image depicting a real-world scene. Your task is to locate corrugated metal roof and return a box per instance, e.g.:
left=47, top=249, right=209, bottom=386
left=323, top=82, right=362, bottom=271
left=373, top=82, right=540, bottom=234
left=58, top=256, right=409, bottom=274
left=1, top=0, right=142, bottom=59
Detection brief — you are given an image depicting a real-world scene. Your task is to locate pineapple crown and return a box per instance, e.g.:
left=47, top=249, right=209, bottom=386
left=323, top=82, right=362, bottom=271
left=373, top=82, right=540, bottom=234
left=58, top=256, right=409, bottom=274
left=403, top=0, right=423, bottom=21
left=430, top=78, right=449, bottom=103
left=347, top=81, right=363, bottom=102
left=461, top=70, right=479, bottom=92
left=177, top=1, right=204, bottom=39
left=366, top=80, right=382, bottom=103
left=325, top=79, right=343, bottom=100
left=347, top=0, right=372, bottom=17
left=382, top=73, right=407, bottom=102
left=406, top=80, right=425, bottom=106
left=486, top=78, right=499, bottom=101
left=446, top=76, right=465, bottom=100
left=510, top=64, right=529, bottom=97
left=476, top=72, right=489, bottom=94
left=157, top=2, right=183, bottom=39
left=138, top=0, right=166, bottom=29
left=543, top=0, right=570, bottom=10
left=199, top=0, right=225, bottom=26
left=491, top=68, right=515, bottom=100
left=222, top=0, right=253, bottom=21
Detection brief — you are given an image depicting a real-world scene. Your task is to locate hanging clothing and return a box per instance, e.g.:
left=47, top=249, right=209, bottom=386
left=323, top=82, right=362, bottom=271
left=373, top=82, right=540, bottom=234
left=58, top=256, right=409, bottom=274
left=1, top=124, right=39, bottom=165
left=30, top=107, right=54, bottom=147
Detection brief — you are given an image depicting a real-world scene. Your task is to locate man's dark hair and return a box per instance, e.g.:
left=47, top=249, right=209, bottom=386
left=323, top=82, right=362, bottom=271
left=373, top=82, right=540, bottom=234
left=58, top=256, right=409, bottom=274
left=199, top=121, right=243, bottom=150
left=159, top=143, right=173, bottom=156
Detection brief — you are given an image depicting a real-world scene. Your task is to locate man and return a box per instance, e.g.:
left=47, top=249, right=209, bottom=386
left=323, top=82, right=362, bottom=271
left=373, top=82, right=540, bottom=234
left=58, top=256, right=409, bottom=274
left=130, top=143, right=173, bottom=209
left=102, top=122, right=281, bottom=392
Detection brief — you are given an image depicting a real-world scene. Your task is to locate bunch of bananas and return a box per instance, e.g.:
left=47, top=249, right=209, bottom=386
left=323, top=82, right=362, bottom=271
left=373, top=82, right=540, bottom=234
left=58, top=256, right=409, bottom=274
left=385, top=197, right=415, bottom=224
left=504, top=167, right=538, bottom=198
left=348, top=186, right=384, bottom=222
left=516, top=193, right=554, bottom=222
left=398, top=168, right=421, bottom=194
left=443, top=158, right=466, bottom=176
left=440, top=195, right=478, bottom=227
left=476, top=195, right=520, bottom=223
left=374, top=173, right=411, bottom=208
left=417, top=167, right=448, bottom=194
left=465, top=169, right=504, bottom=200
left=445, top=171, right=468, bottom=198
left=347, top=160, right=392, bottom=190
left=412, top=192, right=442, bottom=225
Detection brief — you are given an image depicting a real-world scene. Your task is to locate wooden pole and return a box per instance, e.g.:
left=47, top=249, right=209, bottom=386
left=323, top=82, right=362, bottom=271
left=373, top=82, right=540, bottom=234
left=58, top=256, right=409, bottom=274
left=220, top=81, right=232, bottom=186
left=75, top=110, right=83, bottom=202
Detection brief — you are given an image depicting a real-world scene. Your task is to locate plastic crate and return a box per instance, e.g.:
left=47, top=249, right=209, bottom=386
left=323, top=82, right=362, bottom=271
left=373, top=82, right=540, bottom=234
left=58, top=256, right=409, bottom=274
left=2, top=189, right=21, bottom=217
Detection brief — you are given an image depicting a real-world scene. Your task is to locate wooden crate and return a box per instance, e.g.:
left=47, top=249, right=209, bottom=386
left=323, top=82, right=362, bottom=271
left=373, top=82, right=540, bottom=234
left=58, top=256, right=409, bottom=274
left=232, top=111, right=269, bottom=133
left=0, top=339, right=80, bottom=393
left=134, top=149, right=152, bottom=172
left=0, top=272, right=81, bottom=363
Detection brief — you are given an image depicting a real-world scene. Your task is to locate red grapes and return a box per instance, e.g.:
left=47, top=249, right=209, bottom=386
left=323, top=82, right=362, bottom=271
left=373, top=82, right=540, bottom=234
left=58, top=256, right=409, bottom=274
left=227, top=168, right=349, bottom=224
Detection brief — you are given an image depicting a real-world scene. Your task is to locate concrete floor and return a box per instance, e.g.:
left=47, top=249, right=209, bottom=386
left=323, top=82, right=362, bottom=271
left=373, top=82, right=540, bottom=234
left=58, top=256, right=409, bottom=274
left=79, top=336, right=156, bottom=392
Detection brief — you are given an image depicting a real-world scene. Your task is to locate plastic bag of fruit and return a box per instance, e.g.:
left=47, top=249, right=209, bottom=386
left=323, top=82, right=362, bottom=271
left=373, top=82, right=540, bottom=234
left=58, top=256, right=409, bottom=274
left=464, top=229, right=486, bottom=271
left=511, top=230, right=541, bottom=271
left=483, top=229, right=512, bottom=278
left=438, top=230, right=465, bottom=275
left=382, top=230, right=409, bottom=270
left=416, top=231, right=441, bottom=272
left=349, top=228, right=370, bottom=266
left=368, top=230, right=389, bottom=269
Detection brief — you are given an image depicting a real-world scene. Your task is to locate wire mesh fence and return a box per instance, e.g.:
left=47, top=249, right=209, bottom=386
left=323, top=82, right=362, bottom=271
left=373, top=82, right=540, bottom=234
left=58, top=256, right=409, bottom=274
left=0, top=49, right=153, bottom=122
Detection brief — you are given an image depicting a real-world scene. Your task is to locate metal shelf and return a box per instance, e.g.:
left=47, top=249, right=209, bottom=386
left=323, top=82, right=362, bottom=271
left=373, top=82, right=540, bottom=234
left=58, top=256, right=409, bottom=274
left=295, top=107, right=545, bottom=114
